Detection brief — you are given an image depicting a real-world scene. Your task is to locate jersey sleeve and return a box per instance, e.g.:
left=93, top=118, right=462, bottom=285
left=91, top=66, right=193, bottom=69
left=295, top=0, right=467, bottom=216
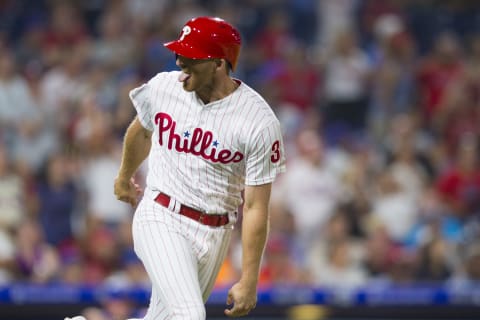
left=245, top=120, right=286, bottom=186
left=129, top=79, right=155, bottom=131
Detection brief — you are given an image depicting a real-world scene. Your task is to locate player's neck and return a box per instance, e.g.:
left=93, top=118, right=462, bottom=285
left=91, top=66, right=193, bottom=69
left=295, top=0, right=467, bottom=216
left=196, top=75, right=238, bottom=104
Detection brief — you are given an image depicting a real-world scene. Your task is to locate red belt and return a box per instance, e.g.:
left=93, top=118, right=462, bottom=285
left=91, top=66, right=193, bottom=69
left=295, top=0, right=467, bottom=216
left=154, top=192, right=229, bottom=227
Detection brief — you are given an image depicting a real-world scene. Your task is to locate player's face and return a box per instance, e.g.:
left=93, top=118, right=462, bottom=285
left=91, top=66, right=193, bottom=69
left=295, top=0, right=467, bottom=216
left=176, top=55, right=218, bottom=93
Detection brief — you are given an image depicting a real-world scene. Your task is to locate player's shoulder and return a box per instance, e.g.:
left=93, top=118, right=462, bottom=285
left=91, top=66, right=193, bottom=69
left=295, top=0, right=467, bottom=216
left=238, top=81, right=280, bottom=125
left=130, top=71, right=180, bottom=97
left=137, top=71, right=183, bottom=97
left=148, top=70, right=181, bottom=86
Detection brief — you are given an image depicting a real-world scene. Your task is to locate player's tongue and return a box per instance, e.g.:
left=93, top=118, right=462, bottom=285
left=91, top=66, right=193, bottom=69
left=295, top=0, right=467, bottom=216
left=178, top=72, right=190, bottom=82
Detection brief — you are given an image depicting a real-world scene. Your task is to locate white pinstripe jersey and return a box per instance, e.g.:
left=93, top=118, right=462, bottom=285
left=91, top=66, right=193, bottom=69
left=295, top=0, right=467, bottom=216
left=130, top=71, right=286, bottom=214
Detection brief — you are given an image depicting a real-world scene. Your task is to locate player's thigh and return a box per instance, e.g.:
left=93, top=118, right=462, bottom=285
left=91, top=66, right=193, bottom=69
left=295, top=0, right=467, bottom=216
left=198, top=228, right=233, bottom=302
left=133, top=216, right=204, bottom=316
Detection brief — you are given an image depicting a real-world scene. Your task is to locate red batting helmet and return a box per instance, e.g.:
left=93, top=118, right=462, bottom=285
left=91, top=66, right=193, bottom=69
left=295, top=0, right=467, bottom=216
left=164, top=16, right=242, bottom=71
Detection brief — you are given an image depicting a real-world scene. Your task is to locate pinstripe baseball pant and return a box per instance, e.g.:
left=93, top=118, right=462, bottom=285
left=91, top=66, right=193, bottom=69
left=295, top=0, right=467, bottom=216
left=132, top=195, right=233, bottom=320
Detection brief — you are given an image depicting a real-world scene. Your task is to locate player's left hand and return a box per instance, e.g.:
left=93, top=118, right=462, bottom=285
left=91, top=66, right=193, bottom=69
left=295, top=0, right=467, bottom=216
left=114, top=177, right=142, bottom=207
left=224, top=281, right=257, bottom=317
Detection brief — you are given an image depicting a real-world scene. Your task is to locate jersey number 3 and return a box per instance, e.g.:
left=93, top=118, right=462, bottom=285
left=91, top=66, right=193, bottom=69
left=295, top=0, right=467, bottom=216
left=271, top=140, right=281, bottom=163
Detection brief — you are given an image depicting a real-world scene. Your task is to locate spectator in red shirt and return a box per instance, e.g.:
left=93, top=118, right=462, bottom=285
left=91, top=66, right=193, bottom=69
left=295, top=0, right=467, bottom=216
left=42, top=2, right=89, bottom=67
left=272, top=42, right=322, bottom=112
left=416, top=32, right=464, bottom=124
left=253, top=8, right=296, bottom=63
left=436, top=134, right=480, bottom=219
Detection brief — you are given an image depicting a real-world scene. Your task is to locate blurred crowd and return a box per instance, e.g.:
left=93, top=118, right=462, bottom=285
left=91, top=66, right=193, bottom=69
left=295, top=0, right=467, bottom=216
left=1, top=0, right=480, bottom=317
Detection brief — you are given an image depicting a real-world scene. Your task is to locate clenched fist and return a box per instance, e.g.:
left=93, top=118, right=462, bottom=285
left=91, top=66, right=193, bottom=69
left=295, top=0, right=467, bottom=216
left=114, top=177, right=142, bottom=207
left=224, top=281, right=257, bottom=317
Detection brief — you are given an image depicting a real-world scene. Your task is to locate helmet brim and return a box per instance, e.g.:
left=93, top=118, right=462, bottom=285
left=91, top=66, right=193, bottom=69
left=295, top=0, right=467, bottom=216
left=163, top=40, right=214, bottom=60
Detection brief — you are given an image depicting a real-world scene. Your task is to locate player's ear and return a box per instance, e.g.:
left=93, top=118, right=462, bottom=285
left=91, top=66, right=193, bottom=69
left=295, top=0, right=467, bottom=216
left=212, top=58, right=221, bottom=72
left=216, top=59, right=230, bottom=74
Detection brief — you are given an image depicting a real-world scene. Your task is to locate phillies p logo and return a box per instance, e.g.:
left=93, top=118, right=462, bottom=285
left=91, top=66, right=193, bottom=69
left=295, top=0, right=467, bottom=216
left=180, top=26, right=191, bottom=41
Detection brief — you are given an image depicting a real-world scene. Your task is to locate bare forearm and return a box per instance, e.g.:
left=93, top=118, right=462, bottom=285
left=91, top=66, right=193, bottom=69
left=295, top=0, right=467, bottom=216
left=224, top=181, right=272, bottom=316
left=240, top=207, right=269, bottom=286
left=118, top=117, right=152, bottom=180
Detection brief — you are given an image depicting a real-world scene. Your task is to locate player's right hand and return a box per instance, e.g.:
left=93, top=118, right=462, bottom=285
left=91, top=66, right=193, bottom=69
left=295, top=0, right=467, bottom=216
left=114, top=177, right=142, bottom=207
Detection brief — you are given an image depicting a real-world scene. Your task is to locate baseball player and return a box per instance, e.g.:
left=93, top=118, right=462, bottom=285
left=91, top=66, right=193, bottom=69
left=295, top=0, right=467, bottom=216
left=113, top=16, right=286, bottom=319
